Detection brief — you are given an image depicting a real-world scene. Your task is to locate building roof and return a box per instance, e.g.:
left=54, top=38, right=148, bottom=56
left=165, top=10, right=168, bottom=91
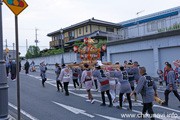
left=118, top=6, right=180, bottom=27
left=47, top=18, right=122, bottom=36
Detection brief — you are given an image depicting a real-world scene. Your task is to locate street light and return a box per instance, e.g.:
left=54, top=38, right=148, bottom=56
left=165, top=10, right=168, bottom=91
left=60, top=28, right=64, bottom=64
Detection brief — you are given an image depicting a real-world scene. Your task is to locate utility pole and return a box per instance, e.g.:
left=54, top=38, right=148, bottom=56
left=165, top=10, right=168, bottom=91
left=13, top=43, right=15, bottom=59
left=5, top=39, right=8, bottom=61
left=35, top=28, right=39, bottom=47
left=136, top=10, right=145, bottom=37
left=0, top=1, right=9, bottom=119
left=5, top=39, right=7, bottom=48
left=26, top=39, right=28, bottom=52
left=5, top=39, right=9, bottom=62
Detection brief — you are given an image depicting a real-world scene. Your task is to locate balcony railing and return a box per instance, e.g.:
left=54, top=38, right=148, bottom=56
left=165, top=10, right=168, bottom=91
left=108, top=15, right=180, bottom=43
left=50, top=40, right=60, bottom=47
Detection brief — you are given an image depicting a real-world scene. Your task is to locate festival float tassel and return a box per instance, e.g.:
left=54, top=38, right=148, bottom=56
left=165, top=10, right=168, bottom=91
left=80, top=54, right=83, bottom=59
left=98, top=53, right=100, bottom=58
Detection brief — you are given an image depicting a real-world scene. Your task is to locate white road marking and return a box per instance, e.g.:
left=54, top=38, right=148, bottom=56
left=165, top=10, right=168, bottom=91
left=134, top=99, right=180, bottom=113
left=123, top=103, right=143, bottom=107
left=154, top=105, right=180, bottom=113
left=157, top=90, right=164, bottom=93
left=65, top=93, right=101, bottom=98
left=9, top=115, right=16, bottom=120
left=52, top=101, right=95, bottom=118
left=8, top=102, right=38, bottom=120
left=34, top=77, right=41, bottom=79
left=95, top=114, right=122, bottom=120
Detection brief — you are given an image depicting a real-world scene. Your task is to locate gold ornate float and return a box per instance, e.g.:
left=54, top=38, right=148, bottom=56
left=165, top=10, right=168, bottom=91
left=79, top=38, right=101, bottom=64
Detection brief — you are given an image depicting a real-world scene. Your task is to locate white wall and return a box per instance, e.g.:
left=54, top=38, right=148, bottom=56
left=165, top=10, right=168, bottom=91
left=21, top=52, right=78, bottom=69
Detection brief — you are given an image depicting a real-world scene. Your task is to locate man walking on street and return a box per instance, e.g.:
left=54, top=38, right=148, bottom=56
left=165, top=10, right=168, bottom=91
left=55, top=63, right=63, bottom=92
left=130, top=67, right=157, bottom=120
left=162, top=63, right=180, bottom=107
left=6, top=60, right=10, bottom=78
left=58, top=64, right=71, bottom=96
left=40, top=61, right=47, bottom=87
left=24, top=59, right=30, bottom=74
left=9, top=60, right=16, bottom=81
left=71, top=67, right=80, bottom=90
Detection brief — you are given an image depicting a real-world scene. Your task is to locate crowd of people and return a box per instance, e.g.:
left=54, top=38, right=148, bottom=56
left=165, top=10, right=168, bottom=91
left=38, top=59, right=180, bottom=120
left=5, top=58, right=180, bottom=120
left=5, top=59, right=31, bottom=81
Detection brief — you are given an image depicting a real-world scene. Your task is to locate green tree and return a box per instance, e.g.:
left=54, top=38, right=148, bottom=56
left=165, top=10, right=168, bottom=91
left=96, top=40, right=107, bottom=49
left=25, top=46, right=41, bottom=59
left=74, top=40, right=84, bottom=49
left=41, top=48, right=64, bottom=56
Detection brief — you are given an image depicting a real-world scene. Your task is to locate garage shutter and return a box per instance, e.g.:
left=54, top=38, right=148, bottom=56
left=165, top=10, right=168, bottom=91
left=159, top=47, right=180, bottom=71
left=111, top=50, right=154, bottom=76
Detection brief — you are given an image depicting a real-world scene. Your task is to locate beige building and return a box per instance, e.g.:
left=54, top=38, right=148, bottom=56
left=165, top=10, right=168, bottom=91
left=47, top=18, right=122, bottom=51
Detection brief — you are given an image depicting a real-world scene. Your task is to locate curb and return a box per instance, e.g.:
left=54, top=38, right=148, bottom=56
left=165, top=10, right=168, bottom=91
left=8, top=115, right=16, bottom=120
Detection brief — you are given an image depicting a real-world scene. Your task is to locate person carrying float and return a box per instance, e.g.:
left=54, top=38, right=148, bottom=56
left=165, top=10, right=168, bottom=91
left=105, top=66, right=116, bottom=103
left=71, top=66, right=80, bottom=90
left=80, top=63, right=95, bottom=104
left=162, top=63, right=180, bottom=107
left=92, top=66, right=113, bottom=107
left=110, top=66, right=132, bottom=110
left=125, top=61, right=141, bottom=101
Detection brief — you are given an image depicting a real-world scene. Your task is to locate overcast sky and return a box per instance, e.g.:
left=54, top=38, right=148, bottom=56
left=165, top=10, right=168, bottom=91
left=2, top=0, right=180, bottom=56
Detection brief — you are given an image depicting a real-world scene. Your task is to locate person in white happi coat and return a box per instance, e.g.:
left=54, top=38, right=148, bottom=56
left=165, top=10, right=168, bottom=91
left=80, top=63, right=95, bottom=104
left=58, top=64, right=71, bottom=96
left=105, top=66, right=116, bottom=103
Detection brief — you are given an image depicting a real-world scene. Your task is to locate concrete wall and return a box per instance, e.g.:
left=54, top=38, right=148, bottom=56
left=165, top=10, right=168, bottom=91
left=21, top=52, right=78, bottom=70
left=107, top=35, right=180, bottom=76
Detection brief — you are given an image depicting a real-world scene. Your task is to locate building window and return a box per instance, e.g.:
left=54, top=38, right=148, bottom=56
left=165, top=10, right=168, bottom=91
left=86, top=26, right=88, bottom=32
left=79, top=29, right=81, bottom=34
left=158, top=19, right=165, bottom=29
left=106, top=28, right=114, bottom=32
left=54, top=35, right=61, bottom=40
left=120, top=28, right=128, bottom=38
left=69, top=31, right=75, bottom=40
left=147, top=21, right=158, bottom=32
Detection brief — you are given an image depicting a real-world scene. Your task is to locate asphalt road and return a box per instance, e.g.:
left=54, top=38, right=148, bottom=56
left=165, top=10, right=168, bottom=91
left=7, top=70, right=180, bottom=120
